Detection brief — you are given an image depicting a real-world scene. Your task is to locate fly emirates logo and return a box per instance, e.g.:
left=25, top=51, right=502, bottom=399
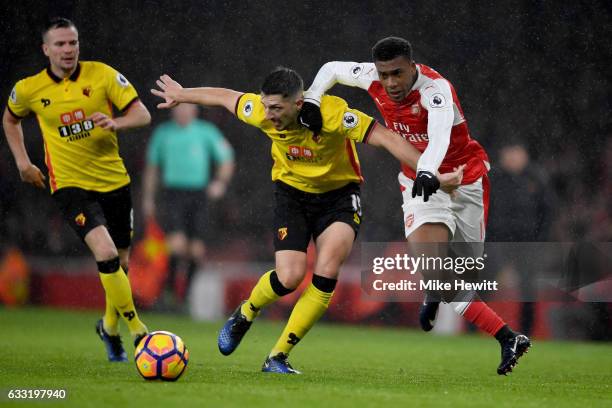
left=390, top=122, right=429, bottom=144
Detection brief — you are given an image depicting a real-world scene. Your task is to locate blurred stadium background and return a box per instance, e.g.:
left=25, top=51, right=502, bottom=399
left=1, top=1, right=611, bottom=342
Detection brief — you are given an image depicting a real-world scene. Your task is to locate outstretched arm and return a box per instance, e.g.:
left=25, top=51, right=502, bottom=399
left=367, top=122, right=464, bottom=194
left=151, top=75, right=242, bottom=114
left=367, top=122, right=419, bottom=170
left=2, top=108, right=45, bottom=188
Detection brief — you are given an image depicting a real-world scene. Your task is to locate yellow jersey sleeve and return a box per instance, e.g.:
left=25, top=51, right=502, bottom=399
left=7, top=80, right=31, bottom=118
left=320, top=95, right=375, bottom=143
left=100, top=62, right=139, bottom=111
left=235, top=92, right=266, bottom=128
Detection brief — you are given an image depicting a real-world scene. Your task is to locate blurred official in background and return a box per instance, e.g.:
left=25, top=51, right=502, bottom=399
left=142, top=103, right=234, bottom=311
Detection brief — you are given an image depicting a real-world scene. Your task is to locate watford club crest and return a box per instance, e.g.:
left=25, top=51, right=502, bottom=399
left=278, top=227, right=288, bottom=241
left=75, top=213, right=87, bottom=227
left=82, top=86, right=92, bottom=97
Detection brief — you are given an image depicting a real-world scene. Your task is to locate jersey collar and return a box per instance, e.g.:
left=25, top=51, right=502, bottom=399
left=46, top=63, right=81, bottom=83
left=410, top=65, right=425, bottom=91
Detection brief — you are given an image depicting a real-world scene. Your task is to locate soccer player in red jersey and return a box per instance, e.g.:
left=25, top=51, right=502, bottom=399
left=302, top=37, right=530, bottom=375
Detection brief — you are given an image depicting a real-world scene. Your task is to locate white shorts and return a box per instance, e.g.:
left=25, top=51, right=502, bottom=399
left=399, top=172, right=489, bottom=243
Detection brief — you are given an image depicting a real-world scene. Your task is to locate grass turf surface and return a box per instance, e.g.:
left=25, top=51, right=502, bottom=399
left=0, top=307, right=610, bottom=407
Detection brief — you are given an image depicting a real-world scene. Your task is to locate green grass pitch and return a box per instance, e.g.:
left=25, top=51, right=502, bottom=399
left=0, top=307, right=611, bottom=407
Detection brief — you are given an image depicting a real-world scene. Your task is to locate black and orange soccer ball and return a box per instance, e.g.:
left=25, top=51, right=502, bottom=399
left=135, top=331, right=189, bottom=381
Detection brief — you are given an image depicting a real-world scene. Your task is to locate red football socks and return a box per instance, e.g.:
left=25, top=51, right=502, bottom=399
left=461, top=301, right=506, bottom=336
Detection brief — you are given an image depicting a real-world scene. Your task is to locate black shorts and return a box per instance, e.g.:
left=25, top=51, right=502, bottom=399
left=52, top=184, right=133, bottom=249
left=273, top=181, right=362, bottom=252
left=159, top=188, right=208, bottom=241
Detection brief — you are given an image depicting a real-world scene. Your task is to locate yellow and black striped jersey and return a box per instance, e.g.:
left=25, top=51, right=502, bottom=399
left=7, top=61, right=139, bottom=193
left=235, top=93, right=376, bottom=193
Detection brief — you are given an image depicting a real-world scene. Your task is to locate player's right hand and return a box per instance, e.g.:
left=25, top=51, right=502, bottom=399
left=298, top=100, right=323, bottom=134
left=19, top=164, right=46, bottom=189
left=151, top=75, right=183, bottom=109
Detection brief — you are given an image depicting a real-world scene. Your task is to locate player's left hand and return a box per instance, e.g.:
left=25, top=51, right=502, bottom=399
left=89, top=112, right=117, bottom=130
left=412, top=170, right=440, bottom=202
left=298, top=100, right=323, bottom=134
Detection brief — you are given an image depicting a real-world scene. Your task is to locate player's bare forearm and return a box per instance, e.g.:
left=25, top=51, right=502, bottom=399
left=182, top=88, right=241, bottom=113
left=114, top=101, right=151, bottom=130
left=151, top=75, right=241, bottom=114
left=3, top=109, right=46, bottom=188
left=3, top=108, right=32, bottom=170
left=364, top=120, right=462, bottom=191
left=367, top=123, right=420, bottom=171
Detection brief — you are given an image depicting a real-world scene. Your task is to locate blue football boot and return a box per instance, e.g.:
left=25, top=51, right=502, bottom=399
left=262, top=353, right=301, bottom=374
left=218, top=301, right=252, bottom=356
left=95, top=319, right=128, bottom=362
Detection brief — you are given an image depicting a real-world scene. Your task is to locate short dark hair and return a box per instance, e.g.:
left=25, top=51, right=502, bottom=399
left=42, top=17, right=77, bottom=40
left=372, top=37, right=413, bottom=62
left=261, top=67, right=303, bottom=98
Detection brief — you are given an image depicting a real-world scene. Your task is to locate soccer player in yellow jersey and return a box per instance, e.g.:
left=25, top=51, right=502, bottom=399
left=151, top=67, right=463, bottom=373
left=2, top=18, right=150, bottom=362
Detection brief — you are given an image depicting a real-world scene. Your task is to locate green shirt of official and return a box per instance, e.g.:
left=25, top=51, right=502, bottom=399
left=147, top=119, right=234, bottom=189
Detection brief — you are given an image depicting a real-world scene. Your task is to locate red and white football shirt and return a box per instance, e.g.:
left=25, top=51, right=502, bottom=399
left=306, top=62, right=489, bottom=184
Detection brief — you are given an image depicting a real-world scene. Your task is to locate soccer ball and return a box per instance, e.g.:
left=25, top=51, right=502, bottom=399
left=135, top=331, right=189, bottom=381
